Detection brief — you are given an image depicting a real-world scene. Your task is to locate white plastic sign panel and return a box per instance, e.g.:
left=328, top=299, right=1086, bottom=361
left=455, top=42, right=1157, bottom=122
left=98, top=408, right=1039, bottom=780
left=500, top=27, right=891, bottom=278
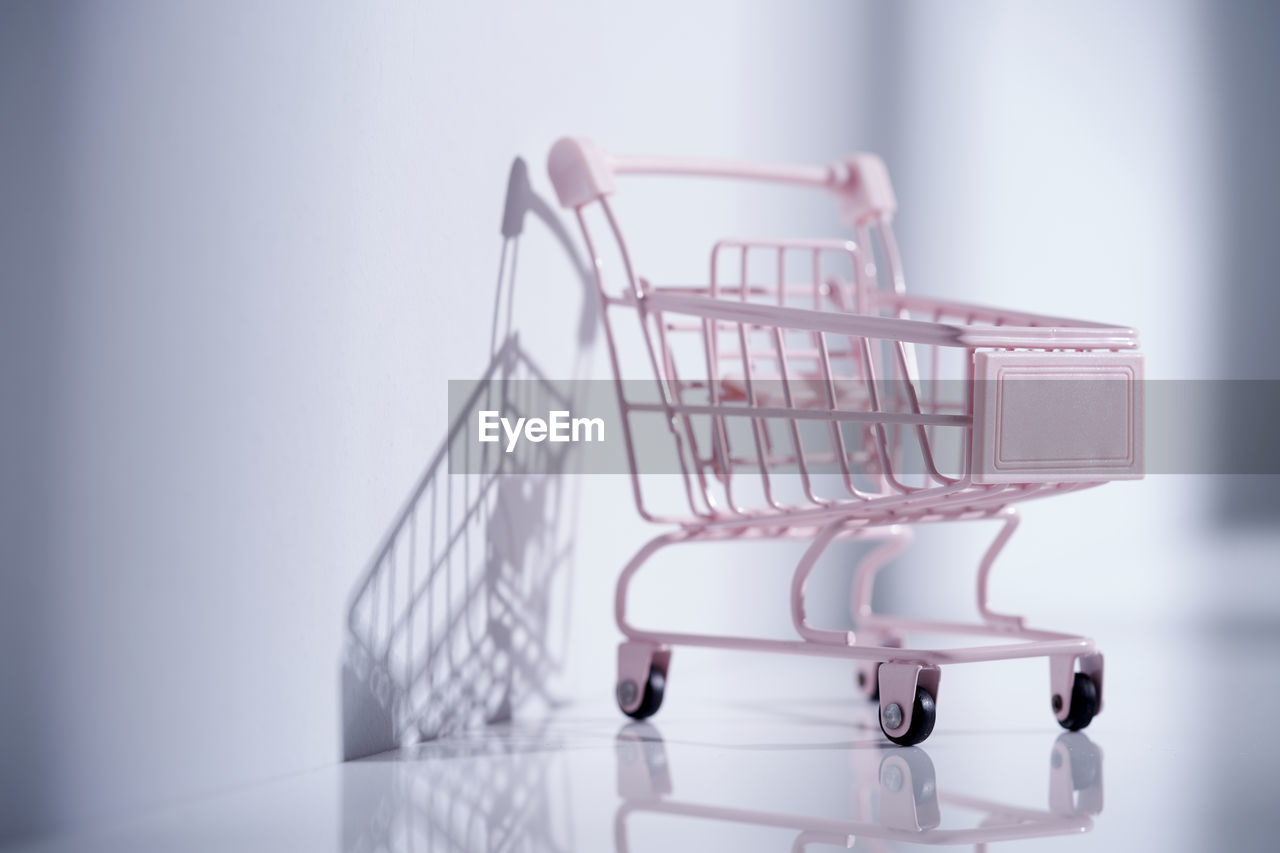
left=971, top=351, right=1144, bottom=484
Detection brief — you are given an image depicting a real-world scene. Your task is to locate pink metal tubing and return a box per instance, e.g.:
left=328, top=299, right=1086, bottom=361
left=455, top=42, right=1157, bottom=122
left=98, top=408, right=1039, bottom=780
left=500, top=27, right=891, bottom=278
left=770, top=325, right=827, bottom=507
left=850, top=525, right=914, bottom=621
left=661, top=479, right=1101, bottom=533
left=643, top=289, right=969, bottom=348
left=976, top=507, right=1027, bottom=628
left=645, top=288, right=1137, bottom=352
left=790, top=522, right=919, bottom=646
left=958, top=325, right=1138, bottom=348
left=610, top=154, right=838, bottom=189
left=615, top=528, right=1094, bottom=667
left=614, top=528, right=699, bottom=633
left=789, top=519, right=857, bottom=645
left=624, top=400, right=970, bottom=428
left=711, top=236, right=860, bottom=255
left=572, top=208, right=662, bottom=523
left=880, top=290, right=1123, bottom=331
left=854, top=615, right=1087, bottom=645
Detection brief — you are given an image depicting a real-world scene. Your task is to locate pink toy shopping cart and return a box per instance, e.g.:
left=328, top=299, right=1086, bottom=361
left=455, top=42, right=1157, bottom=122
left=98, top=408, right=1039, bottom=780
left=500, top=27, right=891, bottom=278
left=547, top=138, right=1142, bottom=745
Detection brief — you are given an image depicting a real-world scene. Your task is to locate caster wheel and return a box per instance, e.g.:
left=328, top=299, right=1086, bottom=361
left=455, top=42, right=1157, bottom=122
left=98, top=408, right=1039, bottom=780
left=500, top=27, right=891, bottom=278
left=1055, top=672, right=1099, bottom=732
left=881, top=686, right=936, bottom=746
left=618, top=666, right=665, bottom=720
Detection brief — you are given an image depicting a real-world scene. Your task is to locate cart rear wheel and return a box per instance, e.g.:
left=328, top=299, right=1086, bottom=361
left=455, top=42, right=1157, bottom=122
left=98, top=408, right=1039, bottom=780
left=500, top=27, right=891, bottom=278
left=1056, top=672, right=1099, bottom=732
left=881, top=686, right=936, bottom=746
left=619, top=666, right=665, bottom=720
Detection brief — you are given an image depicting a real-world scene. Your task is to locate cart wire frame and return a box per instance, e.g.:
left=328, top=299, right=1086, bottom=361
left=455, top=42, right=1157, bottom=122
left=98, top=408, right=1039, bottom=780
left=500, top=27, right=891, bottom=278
left=547, top=137, right=1142, bottom=744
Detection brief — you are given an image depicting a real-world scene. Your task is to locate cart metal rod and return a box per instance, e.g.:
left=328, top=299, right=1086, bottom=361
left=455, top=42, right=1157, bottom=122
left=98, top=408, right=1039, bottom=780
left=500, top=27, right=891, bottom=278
left=880, top=290, right=1126, bottom=330
left=958, top=328, right=1139, bottom=348
left=854, top=614, right=1077, bottom=641
left=618, top=627, right=1093, bottom=664
left=610, top=154, right=838, bottom=189
left=645, top=291, right=967, bottom=347
left=624, top=400, right=971, bottom=427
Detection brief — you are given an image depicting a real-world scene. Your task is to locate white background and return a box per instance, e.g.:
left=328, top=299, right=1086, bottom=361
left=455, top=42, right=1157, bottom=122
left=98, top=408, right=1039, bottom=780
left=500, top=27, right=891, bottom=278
left=3, top=0, right=1277, bottom=844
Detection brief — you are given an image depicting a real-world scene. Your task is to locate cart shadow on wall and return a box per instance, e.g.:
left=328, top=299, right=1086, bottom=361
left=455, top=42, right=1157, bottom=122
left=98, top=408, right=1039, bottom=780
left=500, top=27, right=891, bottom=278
left=340, top=157, right=596, bottom=761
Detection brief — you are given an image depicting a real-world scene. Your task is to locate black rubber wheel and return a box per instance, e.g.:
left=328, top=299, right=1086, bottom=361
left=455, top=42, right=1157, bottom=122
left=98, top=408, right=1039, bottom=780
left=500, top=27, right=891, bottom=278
left=881, top=686, right=936, bottom=746
left=619, top=667, right=665, bottom=720
left=1056, top=673, right=1099, bottom=732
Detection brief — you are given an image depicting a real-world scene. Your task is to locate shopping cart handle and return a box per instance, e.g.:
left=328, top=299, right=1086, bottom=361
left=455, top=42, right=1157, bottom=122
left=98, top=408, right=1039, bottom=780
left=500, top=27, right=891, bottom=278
left=548, top=137, right=897, bottom=222
left=548, top=137, right=617, bottom=208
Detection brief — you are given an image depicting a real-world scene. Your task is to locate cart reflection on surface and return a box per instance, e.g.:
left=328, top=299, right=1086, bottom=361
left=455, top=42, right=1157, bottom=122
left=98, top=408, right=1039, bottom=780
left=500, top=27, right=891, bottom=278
left=613, top=726, right=1103, bottom=852
left=343, top=720, right=577, bottom=853
left=341, top=723, right=1102, bottom=852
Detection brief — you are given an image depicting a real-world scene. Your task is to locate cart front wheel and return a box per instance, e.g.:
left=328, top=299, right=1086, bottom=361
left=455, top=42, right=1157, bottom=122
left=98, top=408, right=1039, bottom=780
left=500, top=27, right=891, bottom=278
left=618, top=666, right=665, bottom=720
left=1056, top=672, right=1099, bottom=732
left=881, top=686, right=936, bottom=746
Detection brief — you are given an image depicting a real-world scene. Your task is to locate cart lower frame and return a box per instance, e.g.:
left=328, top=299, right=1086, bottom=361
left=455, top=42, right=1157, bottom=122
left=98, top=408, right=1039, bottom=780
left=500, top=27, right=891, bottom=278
left=614, top=505, right=1105, bottom=743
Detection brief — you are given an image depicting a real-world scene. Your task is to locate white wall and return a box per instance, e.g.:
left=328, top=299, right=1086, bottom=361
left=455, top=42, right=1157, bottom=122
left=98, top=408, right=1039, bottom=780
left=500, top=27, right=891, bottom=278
left=1, top=0, right=870, bottom=840
left=878, top=0, right=1222, bottom=631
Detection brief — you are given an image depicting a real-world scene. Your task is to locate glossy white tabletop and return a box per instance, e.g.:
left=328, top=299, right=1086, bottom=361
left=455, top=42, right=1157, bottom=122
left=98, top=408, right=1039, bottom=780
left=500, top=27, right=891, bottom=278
left=15, top=625, right=1276, bottom=852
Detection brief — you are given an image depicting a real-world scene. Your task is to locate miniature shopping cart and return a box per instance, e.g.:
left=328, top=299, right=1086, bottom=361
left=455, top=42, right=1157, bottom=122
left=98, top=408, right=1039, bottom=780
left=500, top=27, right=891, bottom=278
left=547, top=138, right=1142, bottom=745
